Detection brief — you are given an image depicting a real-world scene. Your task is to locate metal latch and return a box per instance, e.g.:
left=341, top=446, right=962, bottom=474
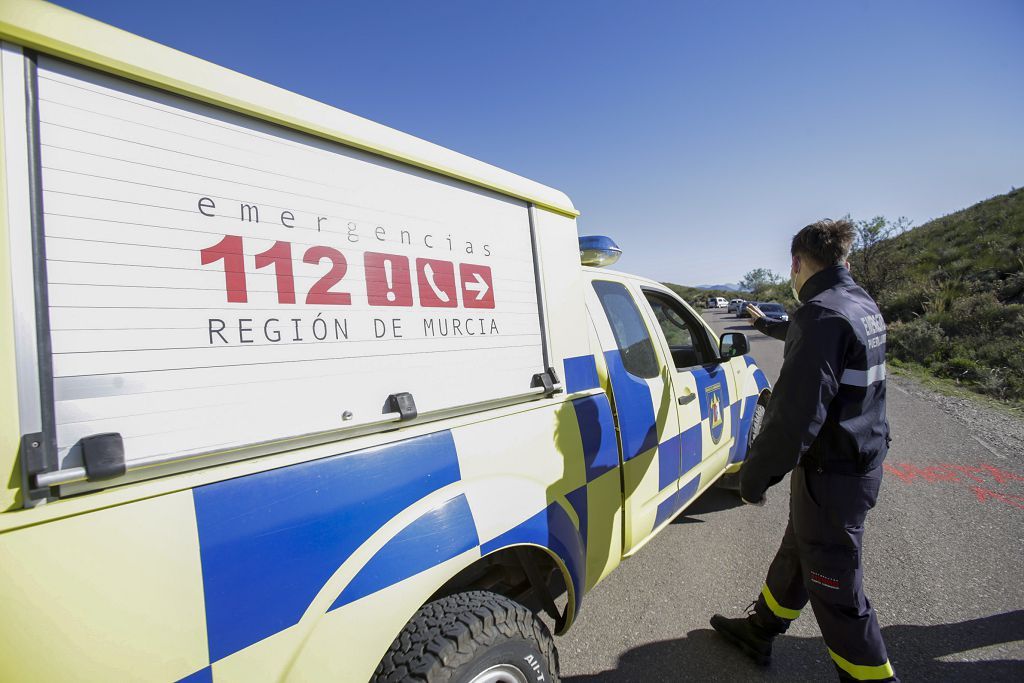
left=531, top=367, right=562, bottom=397
left=386, top=392, right=418, bottom=421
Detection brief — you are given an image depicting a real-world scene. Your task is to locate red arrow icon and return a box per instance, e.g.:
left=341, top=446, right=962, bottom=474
left=460, top=263, right=495, bottom=309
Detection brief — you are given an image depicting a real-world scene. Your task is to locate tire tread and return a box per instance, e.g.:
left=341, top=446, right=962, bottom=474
left=373, top=590, right=559, bottom=683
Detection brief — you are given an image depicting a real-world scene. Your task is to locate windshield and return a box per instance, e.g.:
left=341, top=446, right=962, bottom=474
left=760, top=303, right=785, bottom=314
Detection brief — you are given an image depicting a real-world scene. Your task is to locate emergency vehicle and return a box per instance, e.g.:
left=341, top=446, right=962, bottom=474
left=0, top=2, right=771, bottom=681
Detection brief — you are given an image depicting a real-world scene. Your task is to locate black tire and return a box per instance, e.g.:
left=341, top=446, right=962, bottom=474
left=373, top=590, right=559, bottom=683
left=717, top=398, right=767, bottom=492
left=748, top=399, right=766, bottom=444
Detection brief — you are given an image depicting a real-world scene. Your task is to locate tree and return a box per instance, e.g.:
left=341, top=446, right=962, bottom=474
left=740, top=268, right=784, bottom=297
left=848, top=215, right=912, bottom=297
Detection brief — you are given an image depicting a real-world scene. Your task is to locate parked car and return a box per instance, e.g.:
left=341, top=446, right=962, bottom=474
left=706, top=296, right=728, bottom=309
left=739, top=301, right=790, bottom=321
left=757, top=302, right=790, bottom=321
left=727, top=298, right=746, bottom=313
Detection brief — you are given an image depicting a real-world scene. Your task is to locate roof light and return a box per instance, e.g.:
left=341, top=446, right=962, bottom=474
left=579, top=235, right=622, bottom=267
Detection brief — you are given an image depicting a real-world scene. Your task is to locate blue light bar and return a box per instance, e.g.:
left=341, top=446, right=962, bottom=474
left=579, top=235, right=622, bottom=267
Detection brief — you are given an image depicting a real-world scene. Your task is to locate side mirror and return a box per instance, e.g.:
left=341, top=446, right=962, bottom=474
left=720, top=332, right=749, bottom=359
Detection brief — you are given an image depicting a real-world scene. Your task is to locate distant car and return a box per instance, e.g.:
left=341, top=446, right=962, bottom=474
left=706, top=296, right=728, bottom=309
left=727, top=298, right=746, bottom=313
left=757, top=302, right=790, bottom=321
left=740, top=301, right=790, bottom=321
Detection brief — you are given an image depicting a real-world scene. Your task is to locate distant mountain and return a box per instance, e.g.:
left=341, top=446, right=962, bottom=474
left=696, top=282, right=741, bottom=291
left=662, top=282, right=742, bottom=306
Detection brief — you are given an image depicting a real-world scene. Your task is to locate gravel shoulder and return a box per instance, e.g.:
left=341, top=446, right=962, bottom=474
left=888, top=370, right=1024, bottom=462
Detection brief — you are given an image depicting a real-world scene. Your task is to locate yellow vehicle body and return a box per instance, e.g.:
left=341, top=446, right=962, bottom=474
left=0, top=3, right=771, bottom=681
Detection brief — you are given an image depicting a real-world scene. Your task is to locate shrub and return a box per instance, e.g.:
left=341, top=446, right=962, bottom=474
left=970, top=337, right=1024, bottom=374
left=922, top=278, right=973, bottom=316
left=936, top=356, right=983, bottom=382
left=879, top=284, right=930, bottom=322
left=977, top=366, right=1024, bottom=401
left=998, top=272, right=1024, bottom=303
left=945, top=293, right=1023, bottom=337
left=887, top=319, right=946, bottom=365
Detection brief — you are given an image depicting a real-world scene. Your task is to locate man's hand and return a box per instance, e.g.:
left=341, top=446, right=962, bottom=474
left=742, top=492, right=767, bottom=507
left=746, top=303, right=766, bottom=321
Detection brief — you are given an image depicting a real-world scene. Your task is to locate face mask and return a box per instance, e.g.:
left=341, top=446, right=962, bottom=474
left=790, top=268, right=801, bottom=303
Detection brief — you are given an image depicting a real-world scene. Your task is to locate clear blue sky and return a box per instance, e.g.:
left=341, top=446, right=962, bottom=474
left=53, top=0, right=1024, bottom=286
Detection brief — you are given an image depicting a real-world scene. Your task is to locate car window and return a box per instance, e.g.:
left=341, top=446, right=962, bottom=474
left=644, top=290, right=717, bottom=369
left=593, top=280, right=660, bottom=379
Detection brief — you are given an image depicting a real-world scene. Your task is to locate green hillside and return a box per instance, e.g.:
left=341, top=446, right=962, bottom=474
left=664, top=187, right=1024, bottom=403
left=856, top=188, right=1024, bottom=402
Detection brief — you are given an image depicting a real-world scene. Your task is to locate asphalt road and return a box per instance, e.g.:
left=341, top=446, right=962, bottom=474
left=556, top=308, right=1024, bottom=682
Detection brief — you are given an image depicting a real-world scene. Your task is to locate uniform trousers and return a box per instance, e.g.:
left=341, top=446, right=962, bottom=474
left=753, top=465, right=896, bottom=681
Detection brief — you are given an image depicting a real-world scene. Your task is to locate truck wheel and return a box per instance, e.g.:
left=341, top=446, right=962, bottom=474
left=748, top=400, right=766, bottom=443
left=373, top=590, right=559, bottom=683
left=717, top=400, right=767, bottom=492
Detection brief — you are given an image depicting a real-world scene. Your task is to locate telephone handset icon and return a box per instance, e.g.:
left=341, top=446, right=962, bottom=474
left=423, top=263, right=450, bottom=303
left=415, top=258, right=458, bottom=308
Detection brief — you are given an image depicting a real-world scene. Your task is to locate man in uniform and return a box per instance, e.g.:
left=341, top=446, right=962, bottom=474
left=710, top=219, right=897, bottom=682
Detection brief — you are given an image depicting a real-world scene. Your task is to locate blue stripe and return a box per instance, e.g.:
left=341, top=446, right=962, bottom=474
left=573, top=394, right=619, bottom=482
left=565, top=485, right=589, bottom=550
left=331, top=493, right=478, bottom=609
left=729, top=395, right=760, bottom=463
left=654, top=473, right=703, bottom=527
left=481, top=502, right=586, bottom=617
left=679, top=422, right=702, bottom=474
left=658, top=423, right=701, bottom=492
left=604, top=350, right=657, bottom=461
left=657, top=435, right=681, bottom=490
left=193, top=431, right=460, bottom=663
left=727, top=400, right=742, bottom=461
left=654, top=494, right=675, bottom=528
left=176, top=667, right=212, bottom=683
left=678, top=473, right=702, bottom=509
left=753, top=367, right=771, bottom=393
left=563, top=354, right=600, bottom=393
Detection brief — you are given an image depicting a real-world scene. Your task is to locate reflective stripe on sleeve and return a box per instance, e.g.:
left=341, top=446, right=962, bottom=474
left=839, top=363, right=886, bottom=387
left=760, top=583, right=801, bottom=620
left=828, top=649, right=895, bottom=680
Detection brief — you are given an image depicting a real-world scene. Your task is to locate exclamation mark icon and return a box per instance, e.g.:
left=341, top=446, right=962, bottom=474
left=365, top=252, right=413, bottom=306
left=384, top=259, right=396, bottom=302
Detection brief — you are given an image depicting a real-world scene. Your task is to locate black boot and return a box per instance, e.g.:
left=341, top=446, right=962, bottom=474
left=710, top=607, right=778, bottom=666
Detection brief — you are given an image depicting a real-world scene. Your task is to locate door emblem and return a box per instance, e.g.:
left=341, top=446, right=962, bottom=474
left=706, top=383, right=725, bottom=444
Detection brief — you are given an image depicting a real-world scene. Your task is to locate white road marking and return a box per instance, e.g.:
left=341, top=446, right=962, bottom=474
left=971, top=434, right=1007, bottom=460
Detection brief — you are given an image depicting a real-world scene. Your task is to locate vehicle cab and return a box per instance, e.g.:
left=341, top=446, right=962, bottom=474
left=583, top=259, right=770, bottom=553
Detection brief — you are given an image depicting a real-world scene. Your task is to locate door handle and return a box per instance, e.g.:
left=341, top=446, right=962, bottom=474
left=678, top=392, right=696, bottom=406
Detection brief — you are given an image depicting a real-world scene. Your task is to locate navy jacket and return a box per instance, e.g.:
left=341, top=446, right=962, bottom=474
left=752, top=315, right=789, bottom=342
left=740, top=266, right=890, bottom=502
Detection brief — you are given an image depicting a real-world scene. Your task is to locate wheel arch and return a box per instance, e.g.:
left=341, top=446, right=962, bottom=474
left=428, top=542, right=576, bottom=633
